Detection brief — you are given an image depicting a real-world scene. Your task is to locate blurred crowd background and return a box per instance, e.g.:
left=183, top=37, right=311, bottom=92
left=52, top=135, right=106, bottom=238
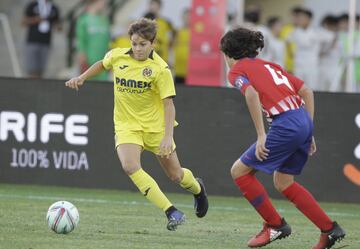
left=0, top=0, right=360, bottom=92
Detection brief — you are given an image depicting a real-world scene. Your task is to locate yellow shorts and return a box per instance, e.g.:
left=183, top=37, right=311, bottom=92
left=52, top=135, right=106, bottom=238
left=114, top=130, right=176, bottom=155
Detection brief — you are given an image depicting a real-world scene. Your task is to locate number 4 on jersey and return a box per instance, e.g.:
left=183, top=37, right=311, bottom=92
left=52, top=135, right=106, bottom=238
left=264, top=64, right=294, bottom=91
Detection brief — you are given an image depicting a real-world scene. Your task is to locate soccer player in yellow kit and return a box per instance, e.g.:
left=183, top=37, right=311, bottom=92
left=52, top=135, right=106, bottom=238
left=65, top=18, right=208, bottom=231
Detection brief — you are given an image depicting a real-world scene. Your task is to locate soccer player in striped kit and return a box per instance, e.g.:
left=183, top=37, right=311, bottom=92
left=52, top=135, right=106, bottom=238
left=220, top=27, right=345, bottom=249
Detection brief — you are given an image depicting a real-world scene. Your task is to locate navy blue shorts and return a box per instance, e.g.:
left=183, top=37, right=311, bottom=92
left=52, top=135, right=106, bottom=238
left=240, top=107, right=313, bottom=175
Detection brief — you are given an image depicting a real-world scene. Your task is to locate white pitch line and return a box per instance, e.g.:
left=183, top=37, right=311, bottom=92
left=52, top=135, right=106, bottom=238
left=0, top=193, right=359, bottom=218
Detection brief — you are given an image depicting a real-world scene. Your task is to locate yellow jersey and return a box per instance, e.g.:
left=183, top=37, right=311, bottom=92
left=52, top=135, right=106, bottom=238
left=174, top=27, right=190, bottom=77
left=110, top=35, right=131, bottom=49
left=154, top=18, right=173, bottom=62
left=102, top=48, right=177, bottom=132
left=280, top=24, right=296, bottom=73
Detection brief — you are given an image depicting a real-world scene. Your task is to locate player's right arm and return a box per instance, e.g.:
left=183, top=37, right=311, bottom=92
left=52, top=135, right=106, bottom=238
left=65, top=60, right=105, bottom=90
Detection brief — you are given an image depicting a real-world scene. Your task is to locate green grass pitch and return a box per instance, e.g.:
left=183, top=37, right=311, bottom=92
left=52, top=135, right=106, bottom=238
left=0, top=184, right=359, bottom=249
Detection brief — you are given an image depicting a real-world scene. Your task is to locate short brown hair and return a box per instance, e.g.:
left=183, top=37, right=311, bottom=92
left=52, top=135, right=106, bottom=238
left=128, top=18, right=157, bottom=42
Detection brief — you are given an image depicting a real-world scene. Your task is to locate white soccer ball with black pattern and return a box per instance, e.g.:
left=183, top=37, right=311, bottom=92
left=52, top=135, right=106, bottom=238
left=46, top=201, right=79, bottom=234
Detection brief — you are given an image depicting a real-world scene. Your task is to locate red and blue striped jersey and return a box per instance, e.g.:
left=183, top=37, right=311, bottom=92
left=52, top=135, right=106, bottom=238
left=228, top=58, right=304, bottom=117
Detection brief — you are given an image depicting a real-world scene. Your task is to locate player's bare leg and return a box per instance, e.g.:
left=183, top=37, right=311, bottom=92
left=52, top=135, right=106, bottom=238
left=116, top=144, right=142, bottom=175
left=230, top=159, right=255, bottom=177
left=157, top=150, right=209, bottom=218
left=231, top=160, right=291, bottom=248
left=156, top=150, right=183, bottom=183
left=273, top=171, right=294, bottom=192
left=275, top=171, right=346, bottom=249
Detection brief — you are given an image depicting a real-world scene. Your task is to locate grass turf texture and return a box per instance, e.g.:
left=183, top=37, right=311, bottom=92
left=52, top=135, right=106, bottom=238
left=0, top=184, right=359, bottom=249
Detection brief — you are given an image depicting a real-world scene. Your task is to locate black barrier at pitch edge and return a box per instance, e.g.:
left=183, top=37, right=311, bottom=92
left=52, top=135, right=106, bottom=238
left=0, top=77, right=360, bottom=203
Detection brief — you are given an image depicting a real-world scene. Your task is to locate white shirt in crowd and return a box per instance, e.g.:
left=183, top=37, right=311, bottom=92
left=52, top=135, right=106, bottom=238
left=318, top=28, right=342, bottom=91
left=260, top=31, right=285, bottom=68
left=288, top=26, right=333, bottom=90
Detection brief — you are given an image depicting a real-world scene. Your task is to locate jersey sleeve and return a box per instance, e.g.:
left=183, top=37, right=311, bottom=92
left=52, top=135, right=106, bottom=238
left=157, top=66, right=176, bottom=99
left=228, top=69, right=251, bottom=95
left=102, top=50, right=113, bottom=70
left=284, top=72, right=304, bottom=93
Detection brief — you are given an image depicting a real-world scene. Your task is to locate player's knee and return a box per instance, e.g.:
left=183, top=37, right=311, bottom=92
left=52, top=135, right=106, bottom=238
left=120, top=161, right=140, bottom=175
left=230, top=160, right=250, bottom=179
left=230, top=164, right=238, bottom=179
left=273, top=172, right=295, bottom=192
left=274, top=181, right=284, bottom=192
left=273, top=178, right=293, bottom=192
left=168, top=171, right=183, bottom=183
left=230, top=161, right=244, bottom=179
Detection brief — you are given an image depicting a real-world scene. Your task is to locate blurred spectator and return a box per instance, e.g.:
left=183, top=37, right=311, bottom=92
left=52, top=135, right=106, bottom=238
left=110, top=25, right=131, bottom=49
left=226, top=13, right=238, bottom=31
left=22, top=0, right=61, bottom=78
left=242, top=5, right=269, bottom=61
left=287, top=8, right=325, bottom=90
left=280, top=6, right=303, bottom=73
left=76, top=0, right=110, bottom=80
left=242, top=4, right=268, bottom=37
left=173, top=8, right=190, bottom=84
left=318, top=15, right=341, bottom=91
left=338, top=13, right=360, bottom=92
left=144, top=0, right=175, bottom=63
left=262, top=16, right=285, bottom=67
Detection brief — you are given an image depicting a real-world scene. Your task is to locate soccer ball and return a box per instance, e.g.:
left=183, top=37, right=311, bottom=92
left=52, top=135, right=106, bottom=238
left=46, top=201, right=79, bottom=234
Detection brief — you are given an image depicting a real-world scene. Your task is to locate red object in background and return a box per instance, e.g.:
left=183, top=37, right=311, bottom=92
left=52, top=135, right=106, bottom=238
left=186, top=0, right=226, bottom=86
left=80, top=62, right=90, bottom=74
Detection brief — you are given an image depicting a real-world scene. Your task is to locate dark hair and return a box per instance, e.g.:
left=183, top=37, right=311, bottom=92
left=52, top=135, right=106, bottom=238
left=291, top=6, right=304, bottom=14
left=143, top=12, right=156, bottom=20
left=337, top=13, right=360, bottom=22
left=338, top=13, right=348, bottom=21
left=267, top=16, right=281, bottom=28
left=128, top=18, right=157, bottom=42
left=299, top=8, right=313, bottom=19
left=244, top=11, right=260, bottom=24
left=321, top=15, right=338, bottom=26
left=220, top=28, right=264, bottom=59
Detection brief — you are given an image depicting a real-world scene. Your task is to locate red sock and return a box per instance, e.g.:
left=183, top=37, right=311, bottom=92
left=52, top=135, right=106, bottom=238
left=235, top=174, right=282, bottom=227
left=282, top=182, right=333, bottom=232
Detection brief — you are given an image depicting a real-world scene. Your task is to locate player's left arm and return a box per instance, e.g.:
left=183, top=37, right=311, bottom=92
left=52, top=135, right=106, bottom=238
left=244, top=86, right=269, bottom=161
left=298, top=84, right=314, bottom=120
left=298, top=84, right=316, bottom=155
left=286, top=72, right=315, bottom=120
left=160, top=97, right=175, bottom=158
left=157, top=66, right=176, bottom=158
